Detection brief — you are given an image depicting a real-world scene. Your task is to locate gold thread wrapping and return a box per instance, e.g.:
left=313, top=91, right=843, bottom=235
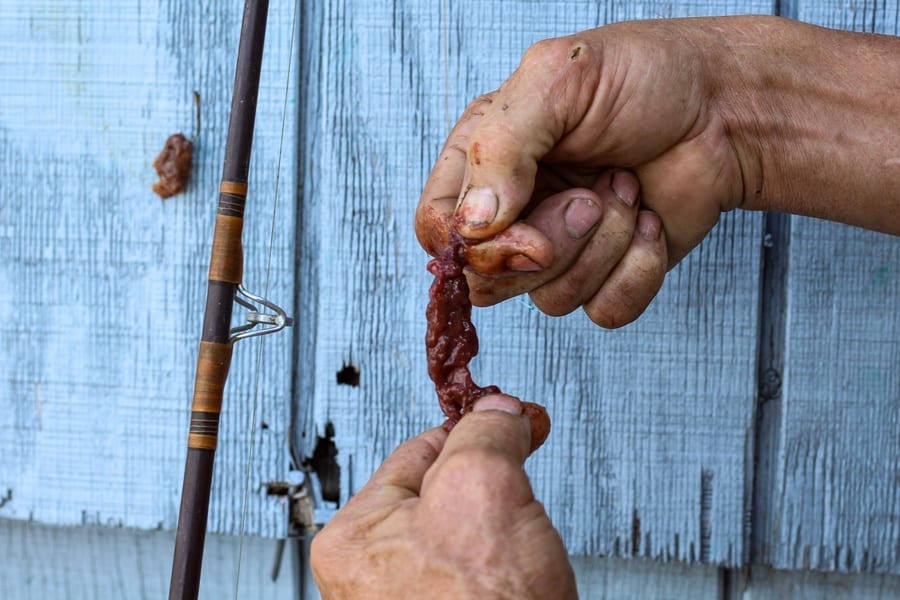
left=187, top=341, right=233, bottom=450
left=187, top=433, right=218, bottom=451
left=219, top=180, right=248, bottom=196
left=208, top=214, right=244, bottom=283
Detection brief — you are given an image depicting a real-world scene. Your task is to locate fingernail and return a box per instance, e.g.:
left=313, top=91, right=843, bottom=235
left=564, top=197, right=602, bottom=239
left=638, top=211, right=661, bottom=240
left=506, top=254, right=543, bottom=272
left=522, top=402, right=551, bottom=453
left=611, top=171, right=638, bottom=207
left=472, top=394, right=523, bottom=415
left=456, top=186, right=498, bottom=229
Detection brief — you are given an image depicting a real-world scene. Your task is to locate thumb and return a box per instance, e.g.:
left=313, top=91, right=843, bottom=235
left=420, top=394, right=534, bottom=506
left=454, top=37, right=597, bottom=240
left=438, top=394, right=552, bottom=470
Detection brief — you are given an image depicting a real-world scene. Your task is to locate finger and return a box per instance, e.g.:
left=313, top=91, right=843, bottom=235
left=463, top=188, right=601, bottom=304
left=463, top=221, right=555, bottom=276
left=442, top=394, right=532, bottom=464
left=465, top=170, right=639, bottom=308
left=315, top=428, right=449, bottom=549
left=583, top=210, right=668, bottom=328
left=529, top=170, right=641, bottom=315
left=631, top=123, right=735, bottom=267
left=356, top=426, right=448, bottom=501
left=454, top=36, right=601, bottom=240
left=420, top=394, right=535, bottom=507
left=416, top=94, right=493, bottom=258
left=416, top=94, right=554, bottom=270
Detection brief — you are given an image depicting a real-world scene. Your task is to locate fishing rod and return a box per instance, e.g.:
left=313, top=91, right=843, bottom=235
left=169, top=1, right=292, bottom=598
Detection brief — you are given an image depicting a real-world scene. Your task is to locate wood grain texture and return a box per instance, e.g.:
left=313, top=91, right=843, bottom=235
left=753, top=219, right=900, bottom=573
left=0, top=0, right=297, bottom=538
left=743, top=565, right=900, bottom=599
left=293, top=0, right=771, bottom=565
left=5, top=517, right=898, bottom=600
left=3, top=0, right=897, bottom=594
left=751, top=0, right=900, bottom=574
left=573, top=556, right=721, bottom=598
left=0, top=518, right=294, bottom=600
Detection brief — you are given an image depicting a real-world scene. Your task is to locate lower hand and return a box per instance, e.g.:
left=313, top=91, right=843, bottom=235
left=310, top=394, right=576, bottom=599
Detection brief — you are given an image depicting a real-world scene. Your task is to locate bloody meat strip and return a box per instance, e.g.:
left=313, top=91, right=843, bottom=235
left=425, top=232, right=550, bottom=452
left=425, top=232, right=500, bottom=422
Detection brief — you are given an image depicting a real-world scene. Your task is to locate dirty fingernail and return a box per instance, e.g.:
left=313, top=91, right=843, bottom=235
left=473, top=394, right=523, bottom=415
left=564, top=197, right=602, bottom=239
left=456, top=186, right=498, bottom=229
left=638, top=211, right=662, bottom=241
left=506, top=254, right=543, bottom=272
left=522, top=402, right=551, bottom=453
left=611, top=170, right=638, bottom=207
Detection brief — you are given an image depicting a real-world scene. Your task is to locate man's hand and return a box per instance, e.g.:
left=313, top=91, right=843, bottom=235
left=311, top=394, right=576, bottom=600
left=415, top=19, right=741, bottom=328
left=415, top=16, right=900, bottom=327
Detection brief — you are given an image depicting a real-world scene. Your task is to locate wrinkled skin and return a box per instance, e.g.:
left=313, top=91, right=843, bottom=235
left=311, top=395, right=576, bottom=600
left=415, top=16, right=900, bottom=328
left=415, top=20, right=737, bottom=328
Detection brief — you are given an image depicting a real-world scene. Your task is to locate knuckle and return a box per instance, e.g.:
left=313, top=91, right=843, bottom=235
left=309, top=527, right=339, bottom=576
left=584, top=300, right=625, bottom=329
left=585, top=258, right=666, bottom=329
left=446, top=139, right=468, bottom=157
left=522, top=35, right=593, bottom=69
left=435, top=450, right=520, bottom=502
left=466, top=132, right=504, bottom=164
left=461, top=92, right=495, bottom=120
left=466, top=270, right=525, bottom=304
left=530, top=286, right=579, bottom=317
left=630, top=243, right=668, bottom=281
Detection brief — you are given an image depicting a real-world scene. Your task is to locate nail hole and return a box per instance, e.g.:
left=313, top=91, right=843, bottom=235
left=336, top=364, right=360, bottom=387
left=305, top=422, right=340, bottom=503
left=265, top=481, right=291, bottom=497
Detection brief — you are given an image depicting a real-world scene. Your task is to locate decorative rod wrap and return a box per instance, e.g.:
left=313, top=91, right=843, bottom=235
left=169, top=2, right=270, bottom=599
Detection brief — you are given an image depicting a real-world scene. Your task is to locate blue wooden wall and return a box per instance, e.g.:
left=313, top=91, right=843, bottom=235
left=0, top=0, right=298, bottom=539
left=0, top=0, right=897, bottom=597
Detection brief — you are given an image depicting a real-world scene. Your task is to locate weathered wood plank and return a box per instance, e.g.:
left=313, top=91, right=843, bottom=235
left=751, top=0, right=900, bottom=574
left=0, top=518, right=294, bottom=600
left=0, top=0, right=297, bottom=537
left=573, top=556, right=721, bottom=597
left=7, top=515, right=899, bottom=600
left=294, top=0, right=771, bottom=565
left=754, top=220, right=900, bottom=573
left=743, top=565, right=900, bottom=599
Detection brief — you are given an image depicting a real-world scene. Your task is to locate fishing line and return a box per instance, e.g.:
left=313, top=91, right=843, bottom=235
left=233, top=1, right=299, bottom=597
left=442, top=0, right=451, bottom=133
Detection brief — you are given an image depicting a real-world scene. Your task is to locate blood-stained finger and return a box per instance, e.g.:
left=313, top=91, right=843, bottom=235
left=415, top=94, right=496, bottom=257
left=463, top=186, right=604, bottom=306
left=454, top=36, right=602, bottom=240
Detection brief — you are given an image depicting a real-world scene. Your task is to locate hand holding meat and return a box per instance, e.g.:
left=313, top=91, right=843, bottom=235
left=311, top=395, right=576, bottom=600
left=415, top=16, right=900, bottom=328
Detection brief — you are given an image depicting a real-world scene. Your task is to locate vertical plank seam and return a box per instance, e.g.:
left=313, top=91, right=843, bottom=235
left=725, top=11, right=798, bottom=600
left=774, top=0, right=799, bottom=20
left=749, top=211, right=792, bottom=570
left=291, top=6, right=328, bottom=596
left=291, top=0, right=321, bottom=464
